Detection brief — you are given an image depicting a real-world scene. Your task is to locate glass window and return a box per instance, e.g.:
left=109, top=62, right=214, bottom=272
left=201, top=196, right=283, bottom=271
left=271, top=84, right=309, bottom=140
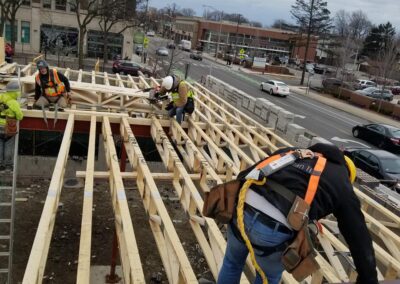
left=40, top=24, right=79, bottom=55
left=356, top=150, right=370, bottom=162
left=21, top=21, right=30, bottom=44
left=5, top=22, right=18, bottom=42
left=43, top=0, right=51, bottom=8
left=55, top=0, right=66, bottom=10
left=87, top=30, right=123, bottom=60
left=367, top=155, right=379, bottom=168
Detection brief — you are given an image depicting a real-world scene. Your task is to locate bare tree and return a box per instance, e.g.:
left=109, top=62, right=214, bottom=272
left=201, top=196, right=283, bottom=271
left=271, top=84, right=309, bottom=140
left=348, top=10, right=371, bottom=40
left=98, top=0, right=140, bottom=63
left=0, top=0, right=23, bottom=48
left=375, top=36, right=399, bottom=112
left=291, top=0, right=332, bottom=85
left=334, top=10, right=350, bottom=38
left=180, top=8, right=195, bottom=17
left=69, top=0, right=100, bottom=69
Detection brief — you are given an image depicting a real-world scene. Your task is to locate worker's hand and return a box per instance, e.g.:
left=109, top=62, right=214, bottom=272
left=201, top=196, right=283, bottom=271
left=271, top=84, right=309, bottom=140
left=65, top=92, right=71, bottom=104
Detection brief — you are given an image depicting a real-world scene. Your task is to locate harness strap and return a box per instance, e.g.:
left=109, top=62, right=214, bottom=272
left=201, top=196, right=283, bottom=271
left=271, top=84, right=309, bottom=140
left=304, top=156, right=327, bottom=205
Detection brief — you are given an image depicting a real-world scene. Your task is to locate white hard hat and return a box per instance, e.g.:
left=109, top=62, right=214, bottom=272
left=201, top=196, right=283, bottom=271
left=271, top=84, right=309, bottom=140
left=161, top=76, right=174, bottom=91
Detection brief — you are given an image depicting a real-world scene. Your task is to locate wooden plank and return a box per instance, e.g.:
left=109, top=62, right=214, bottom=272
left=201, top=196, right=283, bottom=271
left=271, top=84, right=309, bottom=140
left=102, top=117, right=145, bottom=283
left=77, top=69, right=83, bottom=82
left=121, top=117, right=198, bottom=283
left=76, top=115, right=96, bottom=283
left=150, top=117, right=251, bottom=283
left=75, top=171, right=233, bottom=180
left=23, top=114, right=75, bottom=283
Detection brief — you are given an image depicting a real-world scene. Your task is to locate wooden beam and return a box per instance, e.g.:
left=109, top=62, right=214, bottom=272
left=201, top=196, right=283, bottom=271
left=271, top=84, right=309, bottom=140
left=23, top=114, right=75, bottom=283
left=102, top=117, right=145, bottom=283
left=76, top=115, right=96, bottom=283
left=75, top=171, right=234, bottom=180
left=121, top=117, right=198, bottom=283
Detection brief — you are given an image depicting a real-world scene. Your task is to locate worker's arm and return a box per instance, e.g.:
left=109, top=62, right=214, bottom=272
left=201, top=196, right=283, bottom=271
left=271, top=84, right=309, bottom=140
left=6, top=100, right=23, bottom=121
left=57, top=72, right=71, bottom=92
left=35, top=82, right=41, bottom=100
left=334, top=184, right=378, bottom=284
left=175, top=83, right=188, bottom=107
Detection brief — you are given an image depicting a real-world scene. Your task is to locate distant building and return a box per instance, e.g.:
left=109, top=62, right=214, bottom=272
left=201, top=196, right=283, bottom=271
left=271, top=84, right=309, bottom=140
left=172, top=16, right=317, bottom=62
left=5, top=0, right=136, bottom=60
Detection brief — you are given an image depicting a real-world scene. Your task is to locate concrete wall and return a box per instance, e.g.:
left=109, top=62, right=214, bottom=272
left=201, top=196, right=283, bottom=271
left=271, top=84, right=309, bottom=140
left=204, top=75, right=329, bottom=148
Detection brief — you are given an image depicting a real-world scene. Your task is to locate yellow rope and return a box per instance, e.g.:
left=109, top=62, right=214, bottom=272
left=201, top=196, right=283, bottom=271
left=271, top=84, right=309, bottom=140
left=236, top=178, right=269, bottom=284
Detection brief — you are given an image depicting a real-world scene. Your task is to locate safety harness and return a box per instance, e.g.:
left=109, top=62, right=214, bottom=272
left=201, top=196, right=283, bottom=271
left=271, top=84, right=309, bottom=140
left=236, top=150, right=327, bottom=283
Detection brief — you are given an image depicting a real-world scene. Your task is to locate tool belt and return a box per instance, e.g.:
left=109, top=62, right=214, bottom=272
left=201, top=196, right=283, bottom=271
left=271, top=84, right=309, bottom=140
left=5, top=117, right=17, bottom=137
left=202, top=179, right=241, bottom=224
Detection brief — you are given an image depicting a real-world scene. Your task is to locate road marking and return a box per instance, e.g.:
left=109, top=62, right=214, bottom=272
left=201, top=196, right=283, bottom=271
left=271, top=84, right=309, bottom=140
left=289, top=94, right=364, bottom=126
left=295, top=115, right=306, bottom=119
left=331, top=137, right=371, bottom=148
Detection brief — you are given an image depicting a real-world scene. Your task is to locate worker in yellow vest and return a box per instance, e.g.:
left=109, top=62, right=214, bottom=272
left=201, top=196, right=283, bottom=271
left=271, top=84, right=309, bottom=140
left=34, top=60, right=71, bottom=109
left=0, top=80, right=23, bottom=171
left=158, top=75, right=195, bottom=124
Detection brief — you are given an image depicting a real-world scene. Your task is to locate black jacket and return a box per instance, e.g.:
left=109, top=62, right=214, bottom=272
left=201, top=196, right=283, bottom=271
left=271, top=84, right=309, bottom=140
left=238, top=143, right=378, bottom=284
left=35, top=69, right=71, bottom=100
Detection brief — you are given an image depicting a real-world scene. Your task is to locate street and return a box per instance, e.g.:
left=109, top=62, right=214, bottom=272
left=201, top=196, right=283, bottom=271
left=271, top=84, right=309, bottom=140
left=145, top=37, right=379, bottom=150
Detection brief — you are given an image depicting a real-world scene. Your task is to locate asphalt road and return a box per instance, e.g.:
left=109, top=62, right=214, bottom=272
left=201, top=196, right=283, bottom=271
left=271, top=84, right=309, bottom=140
left=146, top=37, right=378, bottom=149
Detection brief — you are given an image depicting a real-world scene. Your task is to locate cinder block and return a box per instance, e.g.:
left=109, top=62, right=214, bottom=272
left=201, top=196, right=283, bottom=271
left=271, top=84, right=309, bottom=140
left=297, top=135, right=312, bottom=148
left=242, top=96, right=250, bottom=109
left=270, top=105, right=283, bottom=116
left=286, top=124, right=305, bottom=143
left=248, top=98, right=256, bottom=112
left=267, top=114, right=278, bottom=129
left=254, top=106, right=262, bottom=116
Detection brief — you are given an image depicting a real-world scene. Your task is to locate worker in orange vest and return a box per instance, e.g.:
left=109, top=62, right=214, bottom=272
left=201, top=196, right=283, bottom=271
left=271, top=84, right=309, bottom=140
left=34, top=60, right=71, bottom=108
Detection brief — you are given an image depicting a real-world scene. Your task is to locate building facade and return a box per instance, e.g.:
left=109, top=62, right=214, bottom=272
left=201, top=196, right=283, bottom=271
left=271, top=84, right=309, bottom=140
left=173, top=16, right=317, bottom=62
left=4, top=0, right=135, bottom=60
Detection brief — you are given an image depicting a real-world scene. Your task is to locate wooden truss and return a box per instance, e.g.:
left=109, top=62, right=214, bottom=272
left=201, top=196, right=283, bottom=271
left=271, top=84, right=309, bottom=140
left=11, top=63, right=400, bottom=283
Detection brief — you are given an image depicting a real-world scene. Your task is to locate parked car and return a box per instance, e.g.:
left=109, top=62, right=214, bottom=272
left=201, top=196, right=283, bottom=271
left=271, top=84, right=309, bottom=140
left=343, top=148, right=400, bottom=192
left=260, top=80, right=290, bottom=97
left=390, top=82, right=400, bottom=95
left=322, top=78, right=352, bottom=90
left=135, top=45, right=143, bottom=56
left=156, top=47, right=169, bottom=57
left=189, top=51, right=202, bottom=61
left=167, top=43, right=176, bottom=49
left=355, top=87, right=393, bottom=101
left=146, top=31, right=155, bottom=37
left=354, top=79, right=377, bottom=90
left=352, top=124, right=400, bottom=153
left=112, top=60, right=151, bottom=76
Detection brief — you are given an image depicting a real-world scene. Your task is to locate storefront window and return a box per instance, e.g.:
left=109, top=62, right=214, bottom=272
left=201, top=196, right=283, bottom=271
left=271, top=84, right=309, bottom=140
left=21, top=21, right=30, bottom=43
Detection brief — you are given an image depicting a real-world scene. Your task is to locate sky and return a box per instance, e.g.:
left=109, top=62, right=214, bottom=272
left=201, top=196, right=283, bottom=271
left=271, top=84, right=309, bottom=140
left=148, top=0, right=400, bottom=31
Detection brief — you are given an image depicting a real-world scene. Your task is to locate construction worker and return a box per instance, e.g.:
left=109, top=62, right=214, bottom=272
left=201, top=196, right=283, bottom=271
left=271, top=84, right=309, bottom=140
left=0, top=80, right=23, bottom=171
left=158, top=75, right=195, bottom=124
left=34, top=60, right=71, bottom=109
left=216, top=143, right=378, bottom=284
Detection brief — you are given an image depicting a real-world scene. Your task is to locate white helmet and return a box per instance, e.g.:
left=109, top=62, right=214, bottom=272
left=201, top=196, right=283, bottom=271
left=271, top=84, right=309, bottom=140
left=161, top=75, right=174, bottom=91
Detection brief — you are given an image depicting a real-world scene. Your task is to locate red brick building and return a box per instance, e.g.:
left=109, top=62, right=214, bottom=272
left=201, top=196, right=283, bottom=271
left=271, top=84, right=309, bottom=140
left=172, top=16, right=318, bottom=62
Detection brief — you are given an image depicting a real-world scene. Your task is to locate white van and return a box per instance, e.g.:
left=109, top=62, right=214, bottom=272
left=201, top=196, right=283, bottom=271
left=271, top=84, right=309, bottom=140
left=180, top=40, right=191, bottom=51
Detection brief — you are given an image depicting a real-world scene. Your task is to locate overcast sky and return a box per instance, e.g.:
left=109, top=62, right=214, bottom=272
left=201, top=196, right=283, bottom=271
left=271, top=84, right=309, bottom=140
left=149, top=0, right=400, bottom=30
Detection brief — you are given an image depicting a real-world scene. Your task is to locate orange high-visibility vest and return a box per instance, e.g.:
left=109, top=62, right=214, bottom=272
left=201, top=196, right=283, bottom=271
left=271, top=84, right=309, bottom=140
left=36, top=69, right=65, bottom=97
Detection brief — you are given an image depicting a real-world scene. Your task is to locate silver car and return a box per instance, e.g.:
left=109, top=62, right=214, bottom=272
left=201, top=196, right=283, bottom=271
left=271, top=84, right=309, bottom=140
left=355, top=87, right=393, bottom=101
left=156, top=47, right=169, bottom=57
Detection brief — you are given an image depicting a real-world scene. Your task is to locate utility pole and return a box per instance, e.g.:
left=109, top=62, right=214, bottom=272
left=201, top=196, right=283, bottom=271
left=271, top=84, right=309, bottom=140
left=215, top=11, right=223, bottom=59
left=142, top=0, right=149, bottom=63
left=234, top=14, right=241, bottom=62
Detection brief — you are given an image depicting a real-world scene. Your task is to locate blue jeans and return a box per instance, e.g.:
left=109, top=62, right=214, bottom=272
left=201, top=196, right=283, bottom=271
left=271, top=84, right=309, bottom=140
left=0, top=134, right=15, bottom=167
left=218, top=210, right=294, bottom=284
left=168, top=106, right=185, bottom=124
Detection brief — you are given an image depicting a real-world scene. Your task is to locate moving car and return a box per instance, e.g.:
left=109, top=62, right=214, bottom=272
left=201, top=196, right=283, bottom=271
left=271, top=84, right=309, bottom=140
left=352, top=124, right=400, bottom=153
left=355, top=87, right=393, bottom=101
left=343, top=148, right=400, bottom=192
left=180, top=40, right=191, bottom=51
left=260, top=80, right=290, bottom=97
left=112, top=60, right=151, bottom=76
left=354, top=79, right=377, bottom=90
left=135, top=45, right=143, bottom=56
left=167, top=43, right=176, bottom=49
left=322, top=78, right=352, bottom=90
left=189, top=51, right=202, bottom=61
left=156, top=47, right=169, bottom=57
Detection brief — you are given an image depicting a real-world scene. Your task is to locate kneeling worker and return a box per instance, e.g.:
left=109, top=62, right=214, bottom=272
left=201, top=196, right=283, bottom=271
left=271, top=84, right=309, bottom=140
left=34, top=60, right=71, bottom=109
left=205, top=143, right=378, bottom=284
left=157, top=75, right=195, bottom=124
